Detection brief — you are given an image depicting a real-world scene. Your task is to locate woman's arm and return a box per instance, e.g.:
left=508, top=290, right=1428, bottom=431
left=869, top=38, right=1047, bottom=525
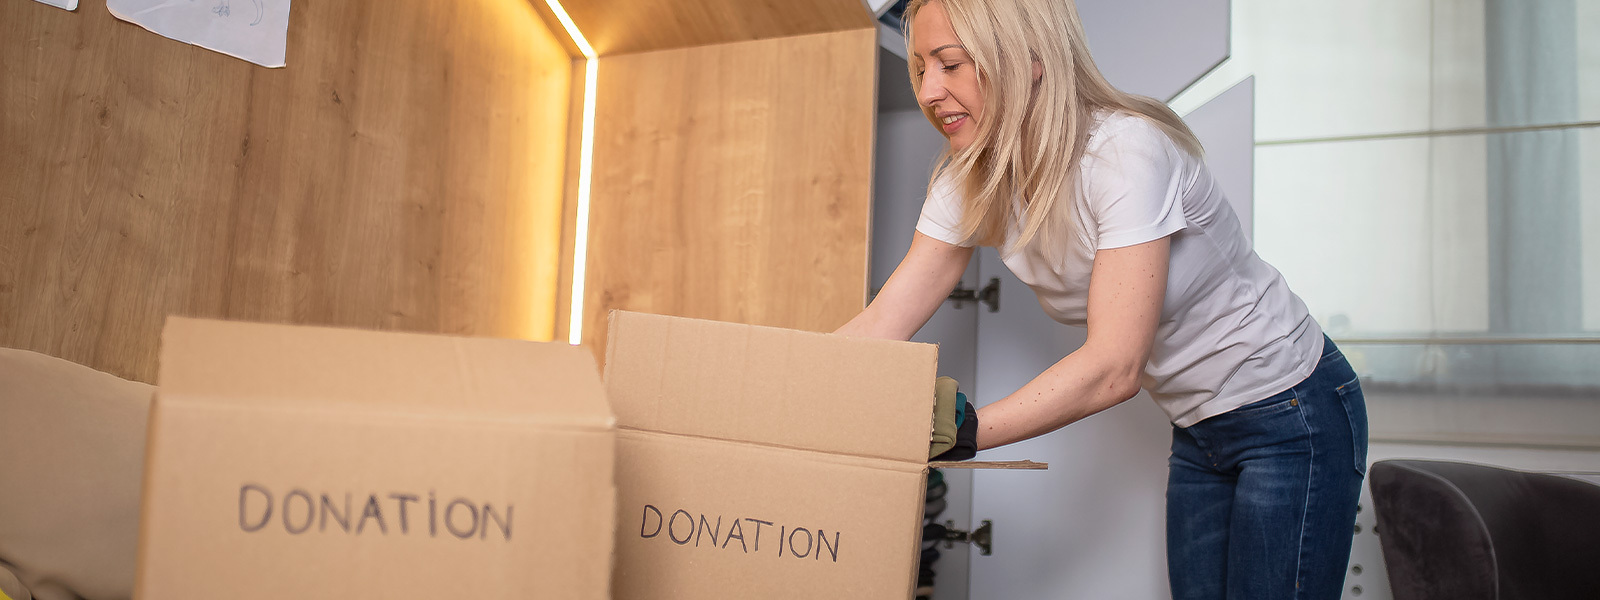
left=835, top=232, right=975, bottom=341
left=975, top=235, right=1171, bottom=449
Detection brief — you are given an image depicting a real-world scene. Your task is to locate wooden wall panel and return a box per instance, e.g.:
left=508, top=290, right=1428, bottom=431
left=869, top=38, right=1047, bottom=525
left=580, top=28, right=878, bottom=358
left=561, top=0, right=873, bottom=55
left=0, top=0, right=574, bottom=382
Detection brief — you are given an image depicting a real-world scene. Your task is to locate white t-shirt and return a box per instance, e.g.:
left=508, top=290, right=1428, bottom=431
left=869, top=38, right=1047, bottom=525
left=916, top=111, right=1324, bottom=427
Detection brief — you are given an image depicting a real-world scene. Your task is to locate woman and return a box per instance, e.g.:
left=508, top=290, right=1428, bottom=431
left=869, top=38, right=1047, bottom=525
left=835, top=1, right=1367, bottom=598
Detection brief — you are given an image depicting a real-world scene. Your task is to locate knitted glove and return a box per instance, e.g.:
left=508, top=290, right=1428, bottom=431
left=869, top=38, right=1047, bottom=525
left=929, top=376, right=961, bottom=459
left=933, top=401, right=979, bottom=461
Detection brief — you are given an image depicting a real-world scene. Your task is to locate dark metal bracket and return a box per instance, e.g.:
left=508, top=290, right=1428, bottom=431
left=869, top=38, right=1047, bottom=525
left=947, top=278, right=1000, bottom=313
left=935, top=519, right=993, bottom=556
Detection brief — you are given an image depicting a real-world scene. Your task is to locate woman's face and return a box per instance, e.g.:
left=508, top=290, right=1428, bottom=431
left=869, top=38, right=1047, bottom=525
left=912, top=1, right=984, bottom=151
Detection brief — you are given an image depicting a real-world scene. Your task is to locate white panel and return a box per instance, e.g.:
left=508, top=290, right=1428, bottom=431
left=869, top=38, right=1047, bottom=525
left=1583, top=1, right=1600, bottom=122
left=1368, top=390, right=1600, bottom=449
left=1076, top=0, right=1229, bottom=102
left=1426, top=135, right=1491, bottom=333
left=969, top=249, right=1172, bottom=600
left=1256, top=132, right=1494, bottom=337
left=1430, top=0, right=1488, bottom=130
left=1181, top=0, right=1598, bottom=137
left=1584, top=128, right=1600, bottom=331
left=1255, top=138, right=1434, bottom=335
left=1242, top=0, right=1433, bottom=141
left=863, top=0, right=896, bottom=18
left=1183, top=77, right=1255, bottom=240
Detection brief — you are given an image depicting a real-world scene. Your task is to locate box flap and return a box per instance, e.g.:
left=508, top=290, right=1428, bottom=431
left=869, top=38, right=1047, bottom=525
left=603, top=311, right=936, bottom=463
left=159, top=317, right=611, bottom=427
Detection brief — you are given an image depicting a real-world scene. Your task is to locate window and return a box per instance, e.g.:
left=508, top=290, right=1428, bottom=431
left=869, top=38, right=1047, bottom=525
left=1179, top=1, right=1600, bottom=400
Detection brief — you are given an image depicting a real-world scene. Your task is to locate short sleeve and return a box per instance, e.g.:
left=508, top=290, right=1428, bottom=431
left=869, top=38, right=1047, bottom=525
left=1080, top=117, right=1189, bottom=250
left=915, top=176, right=975, bottom=247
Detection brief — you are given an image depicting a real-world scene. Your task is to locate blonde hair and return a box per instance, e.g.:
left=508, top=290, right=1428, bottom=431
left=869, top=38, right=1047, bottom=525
left=904, top=0, right=1204, bottom=253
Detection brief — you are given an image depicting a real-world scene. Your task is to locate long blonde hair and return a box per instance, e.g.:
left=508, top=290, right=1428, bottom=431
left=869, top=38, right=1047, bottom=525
left=905, top=0, right=1204, bottom=253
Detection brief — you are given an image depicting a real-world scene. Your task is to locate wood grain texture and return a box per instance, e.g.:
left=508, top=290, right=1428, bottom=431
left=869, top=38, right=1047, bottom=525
left=929, top=460, right=1050, bottom=470
left=0, top=0, right=574, bottom=382
left=579, top=29, right=879, bottom=360
left=560, top=0, right=873, bottom=55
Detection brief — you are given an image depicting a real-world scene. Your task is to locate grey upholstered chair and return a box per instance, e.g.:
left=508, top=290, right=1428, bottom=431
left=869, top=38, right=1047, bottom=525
left=1369, top=459, right=1600, bottom=600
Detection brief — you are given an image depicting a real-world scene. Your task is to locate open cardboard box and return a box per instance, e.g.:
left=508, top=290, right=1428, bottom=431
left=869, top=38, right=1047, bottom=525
left=132, top=314, right=1037, bottom=598
left=134, top=318, right=616, bottom=599
left=604, top=310, right=1039, bottom=599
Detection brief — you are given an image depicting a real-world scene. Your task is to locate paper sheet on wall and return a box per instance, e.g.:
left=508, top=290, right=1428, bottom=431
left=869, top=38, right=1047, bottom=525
left=106, top=0, right=292, bottom=68
left=33, top=0, right=79, bottom=10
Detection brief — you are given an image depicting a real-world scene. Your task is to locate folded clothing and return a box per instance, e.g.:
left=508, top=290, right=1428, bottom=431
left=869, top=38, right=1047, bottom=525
left=929, top=376, right=961, bottom=459
left=933, top=402, right=979, bottom=461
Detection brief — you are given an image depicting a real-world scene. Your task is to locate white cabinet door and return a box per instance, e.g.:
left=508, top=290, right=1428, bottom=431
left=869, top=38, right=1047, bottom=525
left=967, top=259, right=1175, bottom=599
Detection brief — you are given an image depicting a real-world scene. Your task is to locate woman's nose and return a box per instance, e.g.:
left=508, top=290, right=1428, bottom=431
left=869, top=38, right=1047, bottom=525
left=918, top=76, right=945, bottom=107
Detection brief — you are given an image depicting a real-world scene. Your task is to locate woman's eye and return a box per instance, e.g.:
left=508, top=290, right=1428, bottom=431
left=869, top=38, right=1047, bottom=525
left=942, top=63, right=960, bottom=72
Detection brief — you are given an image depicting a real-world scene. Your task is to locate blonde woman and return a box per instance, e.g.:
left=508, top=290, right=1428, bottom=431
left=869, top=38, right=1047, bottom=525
left=835, top=1, right=1367, bottom=598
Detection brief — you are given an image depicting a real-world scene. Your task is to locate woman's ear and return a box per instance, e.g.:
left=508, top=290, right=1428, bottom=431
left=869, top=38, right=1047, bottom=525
left=1032, top=59, right=1043, bottom=83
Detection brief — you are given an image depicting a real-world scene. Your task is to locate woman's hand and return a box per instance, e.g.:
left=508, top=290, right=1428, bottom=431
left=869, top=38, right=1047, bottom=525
left=835, top=232, right=974, bottom=341
left=975, top=235, right=1171, bottom=449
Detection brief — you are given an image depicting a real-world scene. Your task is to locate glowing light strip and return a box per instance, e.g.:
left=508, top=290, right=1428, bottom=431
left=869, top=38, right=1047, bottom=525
left=542, top=0, right=596, bottom=345
left=568, top=59, right=597, bottom=345
left=543, top=0, right=595, bottom=57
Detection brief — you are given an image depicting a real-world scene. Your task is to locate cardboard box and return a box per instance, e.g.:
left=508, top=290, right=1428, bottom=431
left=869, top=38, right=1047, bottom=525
left=603, top=311, right=938, bottom=599
left=135, top=318, right=616, bottom=599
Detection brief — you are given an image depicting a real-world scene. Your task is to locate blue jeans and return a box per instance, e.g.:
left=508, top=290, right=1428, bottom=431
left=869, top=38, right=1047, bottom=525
left=1167, top=336, right=1368, bottom=600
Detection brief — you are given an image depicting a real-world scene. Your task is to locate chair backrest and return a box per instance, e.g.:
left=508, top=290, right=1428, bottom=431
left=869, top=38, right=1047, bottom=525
left=1369, top=459, right=1600, bottom=600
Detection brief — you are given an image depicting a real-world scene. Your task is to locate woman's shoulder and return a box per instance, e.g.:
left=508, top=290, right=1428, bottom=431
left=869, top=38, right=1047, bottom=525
left=1086, top=110, right=1174, bottom=154
left=1080, top=111, right=1186, bottom=184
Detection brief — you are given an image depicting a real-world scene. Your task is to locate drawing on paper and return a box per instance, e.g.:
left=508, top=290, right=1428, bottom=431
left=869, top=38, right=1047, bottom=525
left=211, top=0, right=266, bottom=26
left=107, top=0, right=290, bottom=67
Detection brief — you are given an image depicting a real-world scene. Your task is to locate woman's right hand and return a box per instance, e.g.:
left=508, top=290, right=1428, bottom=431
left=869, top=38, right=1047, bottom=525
left=834, top=231, right=974, bottom=341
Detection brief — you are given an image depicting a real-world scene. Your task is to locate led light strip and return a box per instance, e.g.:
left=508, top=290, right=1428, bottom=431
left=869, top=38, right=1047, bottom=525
left=543, top=0, right=597, bottom=345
